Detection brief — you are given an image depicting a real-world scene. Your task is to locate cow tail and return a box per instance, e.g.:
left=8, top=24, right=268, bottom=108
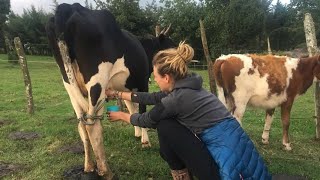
left=213, top=60, right=228, bottom=107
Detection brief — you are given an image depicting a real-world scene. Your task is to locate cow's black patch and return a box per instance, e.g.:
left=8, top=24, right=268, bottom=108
left=90, top=83, right=102, bottom=107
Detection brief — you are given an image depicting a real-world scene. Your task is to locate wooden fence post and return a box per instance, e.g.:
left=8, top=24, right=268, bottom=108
left=267, top=37, right=272, bottom=55
left=14, top=37, right=34, bottom=114
left=304, top=13, right=320, bottom=139
left=199, top=19, right=216, bottom=95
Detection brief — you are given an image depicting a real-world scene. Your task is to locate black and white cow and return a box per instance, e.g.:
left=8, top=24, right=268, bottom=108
left=46, top=3, right=152, bottom=178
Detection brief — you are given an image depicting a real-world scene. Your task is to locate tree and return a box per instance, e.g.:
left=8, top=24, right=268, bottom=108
left=225, top=0, right=271, bottom=50
left=160, top=0, right=203, bottom=60
left=202, top=0, right=230, bottom=56
left=94, top=0, right=154, bottom=36
left=266, top=0, right=292, bottom=50
left=5, top=6, right=52, bottom=55
left=288, top=0, right=320, bottom=46
left=51, top=0, right=59, bottom=12
left=0, top=0, right=10, bottom=52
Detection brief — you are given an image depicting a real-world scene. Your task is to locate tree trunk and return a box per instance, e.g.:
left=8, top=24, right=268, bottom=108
left=199, top=19, right=216, bottom=95
left=304, top=13, right=320, bottom=139
left=14, top=37, right=34, bottom=114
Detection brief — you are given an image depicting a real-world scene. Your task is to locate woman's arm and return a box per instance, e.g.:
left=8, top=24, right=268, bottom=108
left=108, top=111, right=131, bottom=123
left=105, top=89, right=167, bottom=105
left=108, top=100, right=177, bottom=129
left=105, top=89, right=132, bottom=101
left=108, top=111, right=157, bottom=128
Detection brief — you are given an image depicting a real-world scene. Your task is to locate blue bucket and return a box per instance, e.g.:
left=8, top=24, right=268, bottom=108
left=106, top=105, right=120, bottom=112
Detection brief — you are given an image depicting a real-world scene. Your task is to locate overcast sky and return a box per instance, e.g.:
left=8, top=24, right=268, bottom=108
left=10, top=0, right=291, bottom=15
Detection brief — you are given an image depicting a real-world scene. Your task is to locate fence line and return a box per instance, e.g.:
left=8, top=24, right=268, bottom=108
left=0, top=59, right=56, bottom=64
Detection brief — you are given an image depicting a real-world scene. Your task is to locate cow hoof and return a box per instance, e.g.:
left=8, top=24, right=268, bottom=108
left=283, top=143, right=292, bottom=151
left=142, top=141, right=151, bottom=148
left=262, top=138, right=269, bottom=145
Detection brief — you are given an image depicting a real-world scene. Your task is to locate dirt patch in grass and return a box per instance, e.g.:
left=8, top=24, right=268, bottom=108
left=273, top=174, right=308, bottom=180
left=8, top=131, right=40, bottom=140
left=0, top=119, right=12, bottom=128
left=63, top=165, right=102, bottom=180
left=0, top=161, right=23, bottom=178
left=58, top=142, right=84, bottom=154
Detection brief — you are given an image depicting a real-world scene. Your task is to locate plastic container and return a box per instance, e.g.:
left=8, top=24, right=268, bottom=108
left=106, top=105, right=120, bottom=112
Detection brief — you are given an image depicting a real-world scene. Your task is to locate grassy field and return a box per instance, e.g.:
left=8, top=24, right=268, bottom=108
left=0, top=54, right=319, bottom=179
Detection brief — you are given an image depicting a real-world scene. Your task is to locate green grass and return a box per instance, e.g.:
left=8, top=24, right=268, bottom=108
left=0, top=54, right=319, bottom=179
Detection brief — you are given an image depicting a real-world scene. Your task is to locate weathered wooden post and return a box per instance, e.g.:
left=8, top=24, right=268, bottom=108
left=267, top=37, right=272, bottom=55
left=304, top=13, right=320, bottom=139
left=199, top=19, right=216, bottom=95
left=14, top=37, right=34, bottom=114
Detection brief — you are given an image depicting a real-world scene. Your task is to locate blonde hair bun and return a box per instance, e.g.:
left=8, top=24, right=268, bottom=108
left=176, top=41, right=194, bottom=64
left=152, top=41, right=194, bottom=80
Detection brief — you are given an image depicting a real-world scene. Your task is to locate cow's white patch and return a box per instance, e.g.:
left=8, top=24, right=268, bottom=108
left=284, top=56, right=299, bottom=97
left=106, top=57, right=130, bottom=91
left=85, top=61, right=113, bottom=90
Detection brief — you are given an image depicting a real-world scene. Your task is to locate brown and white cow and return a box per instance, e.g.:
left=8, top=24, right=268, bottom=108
left=213, top=54, right=320, bottom=150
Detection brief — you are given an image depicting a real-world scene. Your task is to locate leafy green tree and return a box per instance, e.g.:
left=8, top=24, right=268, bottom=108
left=160, top=0, right=203, bottom=60
left=266, top=1, right=293, bottom=50
left=94, top=0, right=154, bottom=36
left=5, top=6, right=52, bottom=55
left=144, top=0, right=162, bottom=34
left=288, top=0, right=320, bottom=46
left=201, top=0, right=230, bottom=55
left=0, top=0, right=10, bottom=52
left=225, top=0, right=271, bottom=50
left=51, top=0, right=59, bottom=12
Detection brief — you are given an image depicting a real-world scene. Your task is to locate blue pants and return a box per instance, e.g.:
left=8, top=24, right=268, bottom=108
left=200, top=118, right=271, bottom=180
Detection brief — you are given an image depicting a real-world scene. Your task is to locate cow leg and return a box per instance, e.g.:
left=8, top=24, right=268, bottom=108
left=261, top=108, right=275, bottom=145
left=281, top=101, right=293, bottom=151
left=232, top=98, right=249, bottom=125
left=63, top=82, right=95, bottom=172
left=123, top=100, right=141, bottom=137
left=85, top=83, right=114, bottom=179
left=124, top=100, right=151, bottom=148
left=134, top=126, right=142, bottom=137
left=85, top=120, right=114, bottom=178
left=78, top=123, right=95, bottom=172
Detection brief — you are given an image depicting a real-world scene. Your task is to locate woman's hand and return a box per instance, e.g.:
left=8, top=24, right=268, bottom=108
left=107, top=111, right=131, bottom=124
left=105, top=89, right=118, bottom=99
